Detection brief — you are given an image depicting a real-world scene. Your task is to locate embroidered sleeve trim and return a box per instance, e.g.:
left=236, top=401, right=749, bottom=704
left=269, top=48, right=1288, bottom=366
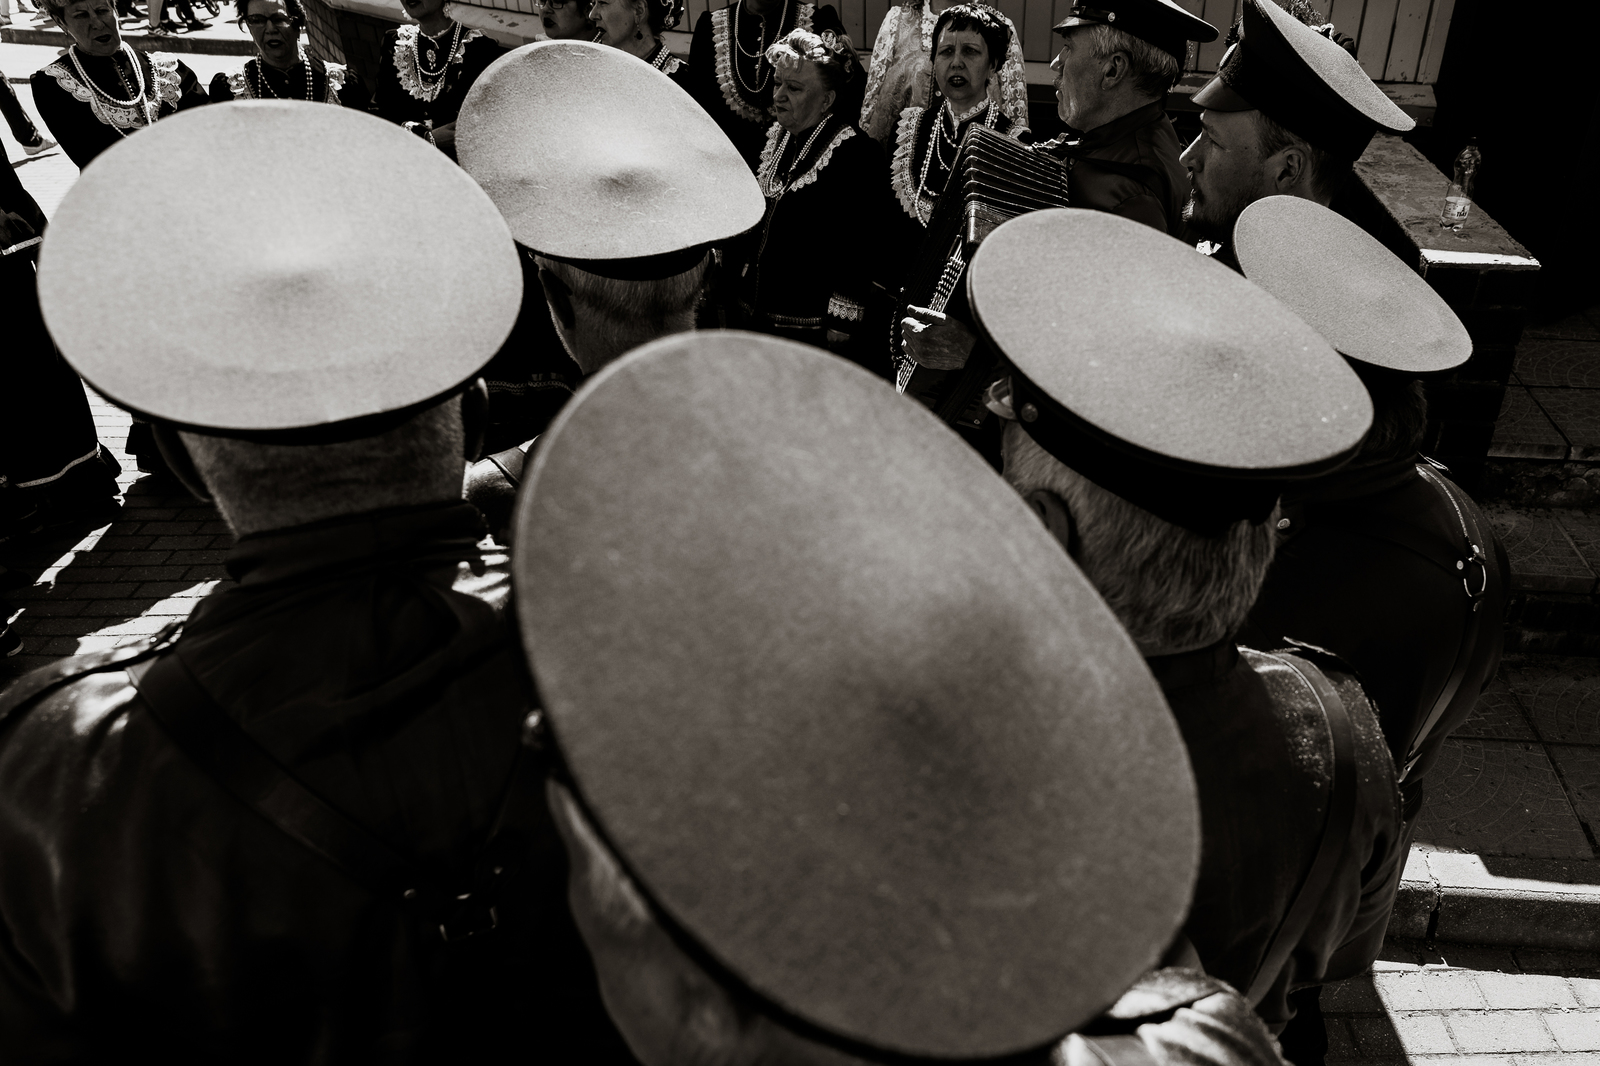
left=889, top=105, right=931, bottom=222
left=42, top=59, right=150, bottom=131
left=711, top=6, right=768, bottom=124
left=754, top=121, right=787, bottom=195
left=827, top=293, right=864, bottom=322
left=859, top=2, right=897, bottom=132
left=147, top=52, right=182, bottom=108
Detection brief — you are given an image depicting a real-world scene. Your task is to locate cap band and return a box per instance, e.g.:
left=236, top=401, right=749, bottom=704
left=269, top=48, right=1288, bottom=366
left=1215, top=30, right=1377, bottom=160
left=540, top=245, right=711, bottom=281
left=1052, top=0, right=1213, bottom=64
left=1009, top=370, right=1283, bottom=535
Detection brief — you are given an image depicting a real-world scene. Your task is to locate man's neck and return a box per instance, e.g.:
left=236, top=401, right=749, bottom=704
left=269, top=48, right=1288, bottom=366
left=1073, top=92, right=1160, bottom=138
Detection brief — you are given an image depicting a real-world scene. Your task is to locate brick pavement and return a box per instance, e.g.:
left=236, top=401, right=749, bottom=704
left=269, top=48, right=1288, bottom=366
left=1324, top=938, right=1600, bottom=1064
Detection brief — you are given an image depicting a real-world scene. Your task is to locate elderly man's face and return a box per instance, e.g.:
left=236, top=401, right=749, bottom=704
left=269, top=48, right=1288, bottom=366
left=540, top=0, right=594, bottom=40
left=243, top=0, right=301, bottom=70
left=54, top=0, right=121, bottom=56
left=1049, top=28, right=1106, bottom=130
left=1179, top=109, right=1277, bottom=243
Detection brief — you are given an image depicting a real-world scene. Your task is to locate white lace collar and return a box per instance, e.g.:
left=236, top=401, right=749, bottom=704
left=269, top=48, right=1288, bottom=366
left=711, top=0, right=814, bottom=124
left=393, top=22, right=482, bottom=103
left=755, top=117, right=855, bottom=198
left=43, top=49, right=182, bottom=133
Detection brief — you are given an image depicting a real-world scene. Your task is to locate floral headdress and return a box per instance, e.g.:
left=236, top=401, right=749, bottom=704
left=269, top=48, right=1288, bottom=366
left=765, top=28, right=860, bottom=79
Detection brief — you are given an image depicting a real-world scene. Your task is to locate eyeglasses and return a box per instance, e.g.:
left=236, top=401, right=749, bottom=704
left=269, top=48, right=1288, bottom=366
left=240, top=13, right=297, bottom=27
left=537, top=0, right=589, bottom=11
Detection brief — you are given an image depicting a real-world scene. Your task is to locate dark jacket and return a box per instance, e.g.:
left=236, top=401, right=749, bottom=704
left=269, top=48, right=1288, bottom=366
left=686, top=0, right=845, bottom=170
left=31, top=49, right=209, bottom=169
left=0, top=503, right=632, bottom=1063
left=371, top=25, right=504, bottom=131
left=1038, top=98, right=1188, bottom=237
left=1241, top=456, right=1510, bottom=833
left=1148, top=641, right=1403, bottom=1032
left=207, top=55, right=371, bottom=109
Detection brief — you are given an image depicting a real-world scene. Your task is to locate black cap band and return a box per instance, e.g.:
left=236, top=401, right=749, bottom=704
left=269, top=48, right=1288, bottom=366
left=540, top=244, right=711, bottom=281
left=1217, top=36, right=1377, bottom=160
left=1009, top=369, right=1283, bottom=536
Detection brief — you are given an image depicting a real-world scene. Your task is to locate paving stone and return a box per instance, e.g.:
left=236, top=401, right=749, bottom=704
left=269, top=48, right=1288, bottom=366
left=1435, top=945, right=1525, bottom=973
left=1407, top=1057, right=1518, bottom=1066
left=1531, top=387, right=1600, bottom=461
left=1446, top=1010, right=1557, bottom=1052
left=1487, top=508, right=1594, bottom=593
left=1510, top=1054, right=1600, bottom=1066
left=1393, top=1011, right=1458, bottom=1054
left=1325, top=1016, right=1362, bottom=1059
left=1411, top=739, right=1595, bottom=860
left=1476, top=973, right=1581, bottom=1009
left=1499, top=656, right=1600, bottom=745
left=1571, top=977, right=1600, bottom=1007
left=1524, top=313, right=1600, bottom=342
left=1490, top=387, right=1570, bottom=459
left=1326, top=975, right=1386, bottom=1011
left=1349, top=1014, right=1407, bottom=1055
left=1458, top=676, right=1540, bottom=740
left=1541, top=1010, right=1600, bottom=1051
left=1546, top=746, right=1600, bottom=842
left=1513, top=340, right=1600, bottom=388
left=1515, top=950, right=1600, bottom=977
left=1375, top=970, right=1489, bottom=1010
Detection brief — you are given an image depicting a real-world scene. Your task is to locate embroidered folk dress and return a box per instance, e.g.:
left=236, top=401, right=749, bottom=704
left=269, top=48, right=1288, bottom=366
left=30, top=47, right=208, bottom=169
left=686, top=0, right=846, bottom=170
left=372, top=22, right=504, bottom=133
left=642, top=40, right=693, bottom=92
left=858, top=1, right=1026, bottom=144
left=884, top=96, right=1021, bottom=290
left=208, top=53, right=369, bottom=108
left=730, top=114, right=887, bottom=366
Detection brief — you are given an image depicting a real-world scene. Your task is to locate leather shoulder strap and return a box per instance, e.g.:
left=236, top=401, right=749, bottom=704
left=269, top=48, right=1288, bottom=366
left=1241, top=651, right=1358, bottom=1007
left=0, top=622, right=181, bottom=735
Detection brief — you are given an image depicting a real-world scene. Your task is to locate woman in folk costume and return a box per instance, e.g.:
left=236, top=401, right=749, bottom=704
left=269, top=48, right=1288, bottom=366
left=371, top=0, right=504, bottom=156
left=209, top=0, right=369, bottom=106
left=883, top=3, right=1023, bottom=289
left=589, top=0, right=691, bottom=90
left=858, top=0, right=1024, bottom=143
left=29, top=0, right=208, bottom=169
left=685, top=0, right=845, bottom=170
left=728, top=29, right=888, bottom=370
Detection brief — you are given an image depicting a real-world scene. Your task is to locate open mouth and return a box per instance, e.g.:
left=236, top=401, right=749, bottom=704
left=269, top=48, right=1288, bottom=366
left=93, top=32, right=114, bottom=42
left=541, top=14, right=555, bottom=28
left=946, top=75, right=967, bottom=88
left=265, top=35, right=284, bottom=46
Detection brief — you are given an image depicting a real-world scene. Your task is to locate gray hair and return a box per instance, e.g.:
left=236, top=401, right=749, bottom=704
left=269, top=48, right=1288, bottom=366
left=1083, top=22, right=1184, bottom=96
left=179, top=397, right=465, bottom=535
left=43, top=0, right=80, bottom=20
left=539, top=255, right=709, bottom=376
left=1002, top=425, right=1278, bottom=651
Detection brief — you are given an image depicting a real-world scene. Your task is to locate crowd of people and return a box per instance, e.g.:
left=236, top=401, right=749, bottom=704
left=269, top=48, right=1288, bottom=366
left=0, top=0, right=1511, bottom=1062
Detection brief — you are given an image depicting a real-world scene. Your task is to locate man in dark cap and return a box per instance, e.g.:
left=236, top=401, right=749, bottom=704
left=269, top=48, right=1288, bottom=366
left=1179, top=0, right=1414, bottom=262
left=1038, top=0, right=1217, bottom=235
left=512, top=329, right=1289, bottom=1066
left=969, top=208, right=1405, bottom=1035
left=0, top=102, right=631, bottom=1062
left=1232, top=196, right=1509, bottom=1064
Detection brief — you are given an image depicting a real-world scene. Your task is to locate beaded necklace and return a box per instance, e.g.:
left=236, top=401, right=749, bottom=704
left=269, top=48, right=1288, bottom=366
left=250, top=53, right=315, bottom=100
left=67, top=43, right=156, bottom=135
left=649, top=42, right=674, bottom=70
left=732, top=0, right=789, bottom=94
left=760, top=115, right=831, bottom=199
left=413, top=21, right=463, bottom=90
left=913, top=96, right=995, bottom=225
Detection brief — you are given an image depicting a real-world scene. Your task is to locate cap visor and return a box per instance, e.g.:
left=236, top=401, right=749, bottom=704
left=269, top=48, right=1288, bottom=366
left=1052, top=16, right=1092, bottom=34
left=1191, top=74, right=1255, bottom=112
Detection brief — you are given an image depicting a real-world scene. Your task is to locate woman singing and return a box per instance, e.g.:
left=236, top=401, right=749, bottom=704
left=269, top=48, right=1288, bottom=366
left=590, top=0, right=690, bottom=89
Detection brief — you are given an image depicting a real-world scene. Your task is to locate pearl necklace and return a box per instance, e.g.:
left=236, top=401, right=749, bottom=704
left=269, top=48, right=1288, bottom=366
left=732, top=0, right=789, bottom=94
left=913, top=97, right=995, bottom=225
left=415, top=22, right=462, bottom=81
left=762, top=116, right=831, bottom=198
left=250, top=53, right=315, bottom=100
left=68, top=44, right=156, bottom=134
left=649, top=42, right=673, bottom=70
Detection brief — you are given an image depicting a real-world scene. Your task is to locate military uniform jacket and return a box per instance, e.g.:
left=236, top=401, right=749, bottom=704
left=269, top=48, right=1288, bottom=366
left=1147, top=641, right=1404, bottom=1031
left=0, top=503, right=632, bottom=1063
left=1036, top=99, right=1188, bottom=237
left=1242, top=456, right=1510, bottom=829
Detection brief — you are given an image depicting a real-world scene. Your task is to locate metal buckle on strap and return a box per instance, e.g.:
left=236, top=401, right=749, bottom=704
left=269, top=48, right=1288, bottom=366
left=1459, top=542, right=1489, bottom=608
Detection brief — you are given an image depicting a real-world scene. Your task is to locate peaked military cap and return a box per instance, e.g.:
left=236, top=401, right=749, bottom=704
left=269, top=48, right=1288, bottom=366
left=968, top=208, right=1372, bottom=534
left=37, top=101, right=521, bottom=439
left=1193, top=0, right=1413, bottom=160
left=457, top=41, right=765, bottom=281
left=1052, top=0, right=1218, bottom=66
left=514, top=332, right=1201, bottom=1060
left=1235, top=196, right=1472, bottom=374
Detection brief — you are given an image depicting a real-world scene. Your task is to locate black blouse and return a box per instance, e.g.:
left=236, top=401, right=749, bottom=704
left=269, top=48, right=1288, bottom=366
left=686, top=0, right=845, bottom=170
left=31, top=48, right=209, bottom=169
left=208, top=55, right=371, bottom=109
left=371, top=24, right=504, bottom=130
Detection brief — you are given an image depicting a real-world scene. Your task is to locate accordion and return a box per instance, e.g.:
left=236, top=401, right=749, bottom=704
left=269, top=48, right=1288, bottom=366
left=892, top=126, right=1069, bottom=428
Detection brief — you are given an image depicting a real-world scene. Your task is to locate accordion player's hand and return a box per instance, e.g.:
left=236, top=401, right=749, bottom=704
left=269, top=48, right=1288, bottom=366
left=901, top=306, right=975, bottom=371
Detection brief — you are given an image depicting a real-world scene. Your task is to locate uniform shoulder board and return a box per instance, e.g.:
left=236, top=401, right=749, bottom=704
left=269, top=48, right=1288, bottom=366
left=0, top=622, right=182, bottom=730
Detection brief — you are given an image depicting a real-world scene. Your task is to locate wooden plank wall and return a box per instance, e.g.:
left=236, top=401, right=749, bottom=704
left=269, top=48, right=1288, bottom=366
left=673, top=0, right=1450, bottom=82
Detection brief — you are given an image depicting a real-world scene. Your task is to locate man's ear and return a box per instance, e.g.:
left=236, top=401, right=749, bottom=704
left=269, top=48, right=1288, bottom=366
left=538, top=265, right=577, bottom=332
left=822, top=87, right=837, bottom=117
left=1269, top=145, right=1310, bottom=195
left=152, top=422, right=214, bottom=504
left=1100, top=50, right=1130, bottom=90
left=1024, top=488, right=1081, bottom=559
left=460, top=378, right=489, bottom=463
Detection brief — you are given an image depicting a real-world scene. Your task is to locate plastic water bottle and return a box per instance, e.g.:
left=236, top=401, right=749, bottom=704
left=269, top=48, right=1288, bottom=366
left=1439, top=137, right=1481, bottom=229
